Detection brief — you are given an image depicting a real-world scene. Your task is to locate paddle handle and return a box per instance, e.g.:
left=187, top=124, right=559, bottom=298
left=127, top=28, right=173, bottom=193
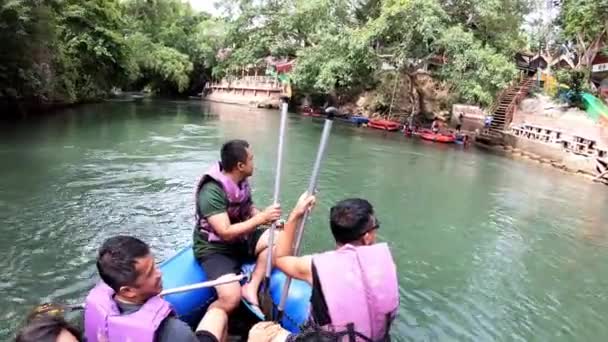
left=277, top=116, right=333, bottom=315
left=266, top=100, right=289, bottom=279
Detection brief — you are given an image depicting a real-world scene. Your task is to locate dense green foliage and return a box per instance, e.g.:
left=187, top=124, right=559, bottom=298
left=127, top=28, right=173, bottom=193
left=556, top=69, right=590, bottom=107
left=0, top=0, right=133, bottom=104
left=211, top=0, right=529, bottom=107
left=1, top=0, right=531, bottom=113
left=560, top=0, right=608, bottom=68
left=0, top=0, right=222, bottom=111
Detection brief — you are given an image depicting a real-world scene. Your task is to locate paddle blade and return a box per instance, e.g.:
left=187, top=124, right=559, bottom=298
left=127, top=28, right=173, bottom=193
left=259, top=277, right=276, bottom=320
left=28, top=303, right=68, bottom=320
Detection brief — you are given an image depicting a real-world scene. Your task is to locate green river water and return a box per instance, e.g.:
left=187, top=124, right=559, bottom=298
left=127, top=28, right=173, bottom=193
left=1, top=100, right=608, bottom=341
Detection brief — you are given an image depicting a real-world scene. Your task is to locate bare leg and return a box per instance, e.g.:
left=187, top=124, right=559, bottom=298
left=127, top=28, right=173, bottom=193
left=196, top=307, right=228, bottom=341
left=208, top=280, right=241, bottom=315
left=241, top=248, right=268, bottom=307
left=241, top=229, right=278, bottom=306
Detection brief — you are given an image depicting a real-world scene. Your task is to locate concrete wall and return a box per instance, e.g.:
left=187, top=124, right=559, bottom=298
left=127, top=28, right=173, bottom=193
left=513, top=95, right=608, bottom=147
left=205, top=88, right=282, bottom=108
left=504, top=134, right=564, bottom=160
left=504, top=134, right=598, bottom=174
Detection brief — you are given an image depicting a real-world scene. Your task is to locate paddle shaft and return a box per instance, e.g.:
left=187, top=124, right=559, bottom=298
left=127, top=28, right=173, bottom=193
left=265, top=100, right=289, bottom=281
left=276, top=117, right=333, bottom=319
left=160, top=274, right=245, bottom=296
left=58, top=275, right=245, bottom=311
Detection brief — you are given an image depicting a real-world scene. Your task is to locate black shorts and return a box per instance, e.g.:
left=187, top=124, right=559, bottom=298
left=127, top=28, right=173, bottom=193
left=196, top=330, right=219, bottom=342
left=198, top=228, right=266, bottom=279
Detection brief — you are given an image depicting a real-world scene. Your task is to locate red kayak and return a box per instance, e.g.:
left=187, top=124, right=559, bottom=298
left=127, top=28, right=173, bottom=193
left=300, top=106, right=324, bottom=117
left=368, top=119, right=400, bottom=131
left=417, top=129, right=456, bottom=143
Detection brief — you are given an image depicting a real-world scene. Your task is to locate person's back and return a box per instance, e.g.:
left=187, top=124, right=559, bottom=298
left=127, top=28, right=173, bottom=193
left=275, top=196, right=399, bottom=341
left=310, top=243, right=398, bottom=340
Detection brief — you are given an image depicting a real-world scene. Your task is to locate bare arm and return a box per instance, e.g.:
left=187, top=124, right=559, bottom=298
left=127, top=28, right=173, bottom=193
left=207, top=212, right=264, bottom=242
left=274, top=194, right=315, bottom=284
left=207, top=204, right=281, bottom=242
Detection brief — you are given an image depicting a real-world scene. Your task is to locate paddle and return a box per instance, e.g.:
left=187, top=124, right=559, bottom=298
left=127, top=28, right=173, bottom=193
left=30, top=274, right=245, bottom=316
left=275, top=107, right=336, bottom=322
left=261, top=97, right=289, bottom=320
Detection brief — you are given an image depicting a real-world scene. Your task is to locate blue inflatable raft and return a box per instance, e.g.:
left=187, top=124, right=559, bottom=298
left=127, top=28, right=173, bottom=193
left=349, top=115, right=369, bottom=125
left=160, top=247, right=311, bottom=333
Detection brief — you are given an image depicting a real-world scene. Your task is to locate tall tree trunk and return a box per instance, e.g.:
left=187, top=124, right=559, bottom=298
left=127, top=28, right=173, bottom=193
left=406, top=73, right=418, bottom=116
left=577, top=29, right=607, bottom=69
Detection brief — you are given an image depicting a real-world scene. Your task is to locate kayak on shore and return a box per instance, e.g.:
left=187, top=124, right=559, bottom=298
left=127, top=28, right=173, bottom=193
left=417, top=129, right=456, bottom=143
left=368, top=119, right=400, bottom=131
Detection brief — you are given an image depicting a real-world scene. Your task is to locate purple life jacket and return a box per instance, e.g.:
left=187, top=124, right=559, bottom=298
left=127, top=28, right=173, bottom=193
left=84, top=282, right=173, bottom=342
left=311, top=243, right=399, bottom=341
left=195, top=161, right=253, bottom=242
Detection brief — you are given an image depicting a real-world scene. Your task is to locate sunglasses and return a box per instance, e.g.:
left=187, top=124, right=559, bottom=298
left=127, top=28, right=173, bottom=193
left=362, top=216, right=380, bottom=236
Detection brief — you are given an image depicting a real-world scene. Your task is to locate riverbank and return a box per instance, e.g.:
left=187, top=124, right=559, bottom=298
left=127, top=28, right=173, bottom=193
left=202, top=98, right=608, bottom=185
left=474, top=140, right=608, bottom=186
left=0, top=99, right=89, bottom=119
left=499, top=94, right=608, bottom=184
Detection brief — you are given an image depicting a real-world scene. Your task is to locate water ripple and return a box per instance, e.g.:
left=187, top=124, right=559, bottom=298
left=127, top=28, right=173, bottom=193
left=1, top=102, right=608, bottom=340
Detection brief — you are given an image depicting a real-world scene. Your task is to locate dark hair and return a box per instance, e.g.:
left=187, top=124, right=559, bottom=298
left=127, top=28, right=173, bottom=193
left=16, top=314, right=82, bottom=342
left=329, top=198, right=375, bottom=244
left=221, top=139, right=250, bottom=172
left=96, top=236, right=150, bottom=292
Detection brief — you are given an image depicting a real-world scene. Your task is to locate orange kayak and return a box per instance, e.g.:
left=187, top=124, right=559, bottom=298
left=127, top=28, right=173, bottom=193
left=418, top=129, right=456, bottom=143
left=368, top=119, right=400, bottom=131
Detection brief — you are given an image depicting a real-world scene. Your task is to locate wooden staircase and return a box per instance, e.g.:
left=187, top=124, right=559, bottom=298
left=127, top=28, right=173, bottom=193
left=477, top=76, right=535, bottom=144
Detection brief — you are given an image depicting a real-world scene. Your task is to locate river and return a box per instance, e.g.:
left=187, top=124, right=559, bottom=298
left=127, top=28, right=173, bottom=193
left=1, top=100, right=607, bottom=341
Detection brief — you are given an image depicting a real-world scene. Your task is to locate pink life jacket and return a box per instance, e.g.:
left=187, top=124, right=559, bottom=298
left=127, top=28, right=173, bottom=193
left=311, top=243, right=399, bottom=341
left=84, top=282, right=173, bottom=342
left=195, top=162, right=253, bottom=242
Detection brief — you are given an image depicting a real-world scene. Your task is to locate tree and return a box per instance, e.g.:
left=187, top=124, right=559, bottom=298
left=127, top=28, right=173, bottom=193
left=121, top=0, right=219, bottom=94
left=126, top=33, right=193, bottom=93
left=357, top=0, right=519, bottom=108
left=440, top=0, right=530, bottom=55
left=438, top=26, right=517, bottom=106
left=0, top=0, right=59, bottom=103
left=560, top=0, right=608, bottom=68
left=0, top=0, right=533, bottom=114
left=0, top=0, right=133, bottom=109
left=59, top=0, right=134, bottom=100
left=524, top=0, right=562, bottom=54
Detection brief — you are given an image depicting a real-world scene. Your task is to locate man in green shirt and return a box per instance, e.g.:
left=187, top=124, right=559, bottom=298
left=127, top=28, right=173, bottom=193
left=193, top=139, right=281, bottom=324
